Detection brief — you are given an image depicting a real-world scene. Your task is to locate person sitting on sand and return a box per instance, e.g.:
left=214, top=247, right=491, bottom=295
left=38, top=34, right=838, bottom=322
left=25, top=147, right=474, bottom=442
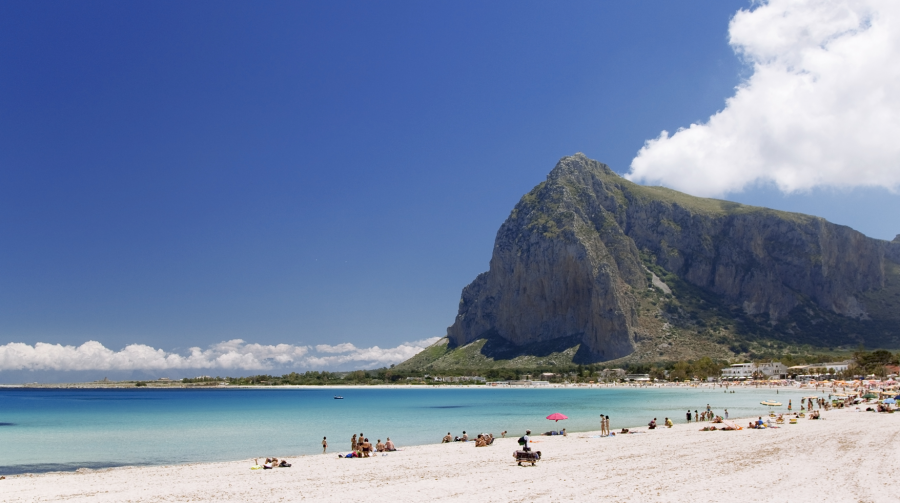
left=442, top=432, right=453, bottom=443
left=385, top=438, right=396, bottom=451
left=461, top=431, right=468, bottom=442
left=561, top=429, right=566, bottom=437
left=648, top=418, right=657, bottom=429
left=665, top=418, right=673, bottom=428
left=263, top=458, right=273, bottom=469
left=376, top=439, right=385, bottom=452
left=475, top=434, right=487, bottom=447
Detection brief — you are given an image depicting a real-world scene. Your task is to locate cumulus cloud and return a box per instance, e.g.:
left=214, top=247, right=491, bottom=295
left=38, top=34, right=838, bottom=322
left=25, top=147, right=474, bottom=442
left=627, top=0, right=900, bottom=197
left=0, top=337, right=440, bottom=372
left=303, top=338, right=441, bottom=368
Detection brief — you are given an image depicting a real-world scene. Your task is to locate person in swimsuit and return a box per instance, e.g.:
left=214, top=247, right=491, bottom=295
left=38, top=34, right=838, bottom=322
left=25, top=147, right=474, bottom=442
left=686, top=410, right=691, bottom=423
left=322, top=436, right=327, bottom=454
left=351, top=434, right=357, bottom=452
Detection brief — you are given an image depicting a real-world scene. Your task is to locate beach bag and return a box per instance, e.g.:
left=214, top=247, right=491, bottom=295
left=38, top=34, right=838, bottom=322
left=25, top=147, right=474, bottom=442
left=517, top=436, right=526, bottom=446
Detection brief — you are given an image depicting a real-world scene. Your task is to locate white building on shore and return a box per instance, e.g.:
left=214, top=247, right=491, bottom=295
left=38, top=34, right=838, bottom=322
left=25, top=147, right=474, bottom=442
left=788, top=361, right=852, bottom=376
left=721, top=362, right=788, bottom=379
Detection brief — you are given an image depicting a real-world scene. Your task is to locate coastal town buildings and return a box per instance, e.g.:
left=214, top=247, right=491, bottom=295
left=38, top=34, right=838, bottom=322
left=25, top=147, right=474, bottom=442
left=787, top=361, right=852, bottom=376
left=721, top=362, right=788, bottom=379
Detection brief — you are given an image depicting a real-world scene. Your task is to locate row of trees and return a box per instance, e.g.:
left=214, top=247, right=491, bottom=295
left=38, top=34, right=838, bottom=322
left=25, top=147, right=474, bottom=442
left=221, top=349, right=899, bottom=386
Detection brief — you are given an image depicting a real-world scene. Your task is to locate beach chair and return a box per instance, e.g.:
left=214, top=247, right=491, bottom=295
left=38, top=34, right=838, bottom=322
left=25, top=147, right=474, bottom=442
left=514, top=450, right=541, bottom=466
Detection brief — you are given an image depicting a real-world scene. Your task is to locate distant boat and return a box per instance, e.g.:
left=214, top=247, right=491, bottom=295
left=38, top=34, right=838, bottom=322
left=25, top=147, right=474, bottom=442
left=334, top=396, right=344, bottom=399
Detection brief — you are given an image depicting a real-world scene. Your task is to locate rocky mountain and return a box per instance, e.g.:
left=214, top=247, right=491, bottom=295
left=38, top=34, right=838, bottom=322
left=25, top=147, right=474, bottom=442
left=403, top=154, right=900, bottom=370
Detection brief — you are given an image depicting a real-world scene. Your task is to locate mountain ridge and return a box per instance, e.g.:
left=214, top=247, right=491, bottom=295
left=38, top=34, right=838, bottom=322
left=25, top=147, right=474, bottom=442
left=401, top=154, right=900, bottom=371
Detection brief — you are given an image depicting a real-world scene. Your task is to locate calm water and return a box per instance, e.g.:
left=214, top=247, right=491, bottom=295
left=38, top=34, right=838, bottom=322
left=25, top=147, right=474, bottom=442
left=0, top=386, right=820, bottom=475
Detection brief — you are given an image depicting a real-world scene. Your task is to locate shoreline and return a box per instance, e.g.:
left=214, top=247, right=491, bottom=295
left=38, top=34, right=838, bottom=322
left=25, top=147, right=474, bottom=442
left=3, top=408, right=897, bottom=502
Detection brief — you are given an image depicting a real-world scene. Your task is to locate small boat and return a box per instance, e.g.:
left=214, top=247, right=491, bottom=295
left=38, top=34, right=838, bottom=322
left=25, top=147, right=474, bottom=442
left=334, top=396, right=344, bottom=399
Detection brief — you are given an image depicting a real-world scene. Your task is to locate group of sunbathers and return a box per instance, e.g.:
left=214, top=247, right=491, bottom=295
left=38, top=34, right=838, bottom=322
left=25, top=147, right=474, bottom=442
left=253, top=457, right=291, bottom=469
left=441, top=431, right=495, bottom=446
left=541, top=429, right=566, bottom=436
left=341, top=433, right=396, bottom=458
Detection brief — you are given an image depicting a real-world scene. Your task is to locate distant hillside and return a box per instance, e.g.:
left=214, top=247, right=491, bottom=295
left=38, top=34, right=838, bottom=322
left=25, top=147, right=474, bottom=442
left=399, top=154, right=900, bottom=371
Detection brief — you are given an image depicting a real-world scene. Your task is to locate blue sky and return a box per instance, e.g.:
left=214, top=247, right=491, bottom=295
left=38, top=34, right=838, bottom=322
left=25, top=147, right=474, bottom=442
left=2, top=1, right=898, bottom=375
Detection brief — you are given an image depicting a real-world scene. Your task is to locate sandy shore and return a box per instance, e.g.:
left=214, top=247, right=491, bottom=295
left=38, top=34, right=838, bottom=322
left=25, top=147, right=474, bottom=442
left=4, top=408, right=897, bottom=502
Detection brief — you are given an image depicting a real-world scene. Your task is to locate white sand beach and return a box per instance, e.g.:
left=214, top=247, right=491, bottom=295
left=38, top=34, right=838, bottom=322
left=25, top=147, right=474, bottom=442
left=3, top=408, right=897, bottom=503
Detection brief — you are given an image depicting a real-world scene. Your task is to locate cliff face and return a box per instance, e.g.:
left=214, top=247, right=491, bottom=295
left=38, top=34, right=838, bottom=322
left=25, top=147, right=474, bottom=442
left=447, top=154, right=899, bottom=360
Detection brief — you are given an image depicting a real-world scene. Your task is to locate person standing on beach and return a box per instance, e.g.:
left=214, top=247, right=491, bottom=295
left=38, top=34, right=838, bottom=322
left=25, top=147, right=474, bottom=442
left=724, top=409, right=729, bottom=419
left=606, top=416, right=610, bottom=435
left=686, top=410, right=691, bottom=423
left=322, top=437, right=328, bottom=454
left=351, top=434, right=357, bottom=452
left=694, top=410, right=699, bottom=422
left=522, top=430, right=531, bottom=452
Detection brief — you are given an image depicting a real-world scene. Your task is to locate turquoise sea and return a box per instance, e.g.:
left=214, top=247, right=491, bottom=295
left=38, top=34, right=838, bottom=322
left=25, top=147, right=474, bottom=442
left=0, top=386, right=823, bottom=475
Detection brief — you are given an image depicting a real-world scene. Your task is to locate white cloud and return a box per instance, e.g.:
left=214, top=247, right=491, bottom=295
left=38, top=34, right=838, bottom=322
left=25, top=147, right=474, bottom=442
left=303, top=338, right=441, bottom=368
left=0, top=337, right=440, bottom=372
left=627, top=0, right=900, bottom=197
left=314, top=343, right=358, bottom=353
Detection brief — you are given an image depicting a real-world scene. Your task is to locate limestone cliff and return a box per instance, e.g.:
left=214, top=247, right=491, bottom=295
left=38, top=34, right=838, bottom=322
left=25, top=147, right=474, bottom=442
left=446, top=154, right=900, bottom=361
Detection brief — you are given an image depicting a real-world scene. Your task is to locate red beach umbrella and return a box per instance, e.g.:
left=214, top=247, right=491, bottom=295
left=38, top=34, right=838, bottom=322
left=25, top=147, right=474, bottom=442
left=546, top=412, right=568, bottom=422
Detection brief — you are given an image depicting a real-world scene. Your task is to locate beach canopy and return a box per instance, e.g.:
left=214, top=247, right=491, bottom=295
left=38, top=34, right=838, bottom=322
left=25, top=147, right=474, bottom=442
left=883, top=398, right=896, bottom=404
left=862, top=393, right=878, bottom=399
left=546, top=413, right=568, bottom=422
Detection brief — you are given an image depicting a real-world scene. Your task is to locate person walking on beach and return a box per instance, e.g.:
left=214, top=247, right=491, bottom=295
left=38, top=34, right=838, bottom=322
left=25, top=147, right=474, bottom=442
left=686, top=410, right=691, bottom=423
left=521, top=430, right=532, bottom=452
left=322, top=436, right=328, bottom=454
